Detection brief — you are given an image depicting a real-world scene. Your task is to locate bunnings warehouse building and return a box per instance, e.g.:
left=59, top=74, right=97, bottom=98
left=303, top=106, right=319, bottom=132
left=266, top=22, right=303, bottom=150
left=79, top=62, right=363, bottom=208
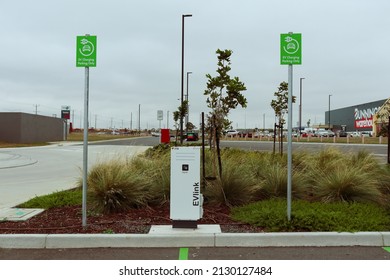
left=325, top=98, right=389, bottom=135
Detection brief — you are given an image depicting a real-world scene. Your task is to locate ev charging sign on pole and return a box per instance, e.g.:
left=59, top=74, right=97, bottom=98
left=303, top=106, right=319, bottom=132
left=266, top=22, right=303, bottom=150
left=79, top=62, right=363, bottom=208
left=77, top=34, right=97, bottom=227
left=280, top=32, right=302, bottom=222
left=76, top=36, right=97, bottom=67
left=280, top=33, right=301, bottom=65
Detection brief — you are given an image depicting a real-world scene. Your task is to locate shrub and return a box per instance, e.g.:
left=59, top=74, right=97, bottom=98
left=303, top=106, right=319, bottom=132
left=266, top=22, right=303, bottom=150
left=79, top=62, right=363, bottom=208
left=143, top=143, right=171, bottom=159
left=134, top=154, right=171, bottom=206
left=231, top=199, right=390, bottom=232
left=311, top=164, right=382, bottom=204
left=204, top=150, right=260, bottom=206
left=252, top=162, right=309, bottom=200
left=85, top=159, right=153, bottom=214
left=310, top=148, right=345, bottom=173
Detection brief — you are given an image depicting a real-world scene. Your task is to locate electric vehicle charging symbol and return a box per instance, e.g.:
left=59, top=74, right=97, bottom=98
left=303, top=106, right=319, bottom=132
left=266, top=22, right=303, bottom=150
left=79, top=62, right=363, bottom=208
left=79, top=38, right=95, bottom=57
left=283, top=36, right=300, bottom=55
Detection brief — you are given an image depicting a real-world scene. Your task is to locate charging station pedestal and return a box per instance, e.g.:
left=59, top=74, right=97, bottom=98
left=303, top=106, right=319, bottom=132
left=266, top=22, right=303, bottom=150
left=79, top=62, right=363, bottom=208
left=170, top=147, right=203, bottom=228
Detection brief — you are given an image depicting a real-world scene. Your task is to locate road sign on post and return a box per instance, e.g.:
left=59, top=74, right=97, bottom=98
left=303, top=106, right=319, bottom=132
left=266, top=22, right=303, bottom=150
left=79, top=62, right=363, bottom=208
left=76, top=35, right=97, bottom=67
left=280, top=32, right=302, bottom=222
left=157, top=110, right=164, bottom=121
left=280, top=33, right=302, bottom=65
left=77, top=34, right=97, bottom=228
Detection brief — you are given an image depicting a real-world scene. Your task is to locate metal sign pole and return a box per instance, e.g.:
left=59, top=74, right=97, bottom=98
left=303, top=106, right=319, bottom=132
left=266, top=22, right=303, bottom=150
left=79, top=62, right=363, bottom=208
left=82, top=66, right=89, bottom=228
left=287, top=64, right=293, bottom=221
left=281, top=31, right=301, bottom=222
left=76, top=33, right=96, bottom=228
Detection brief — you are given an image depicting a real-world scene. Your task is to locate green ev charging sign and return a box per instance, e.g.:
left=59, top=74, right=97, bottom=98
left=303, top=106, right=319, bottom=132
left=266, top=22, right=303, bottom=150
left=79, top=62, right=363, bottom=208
left=280, top=33, right=301, bottom=65
left=76, top=35, right=97, bottom=67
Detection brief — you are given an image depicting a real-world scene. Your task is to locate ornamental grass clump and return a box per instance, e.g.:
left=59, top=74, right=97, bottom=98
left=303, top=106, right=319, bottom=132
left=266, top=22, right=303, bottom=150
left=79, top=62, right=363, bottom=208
left=204, top=150, right=260, bottom=207
left=253, top=162, right=309, bottom=200
left=308, top=149, right=383, bottom=205
left=86, top=158, right=153, bottom=214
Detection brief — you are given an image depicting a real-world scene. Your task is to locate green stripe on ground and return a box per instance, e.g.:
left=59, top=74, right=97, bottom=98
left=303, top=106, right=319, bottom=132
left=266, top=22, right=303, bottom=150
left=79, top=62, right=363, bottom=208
left=383, top=247, right=390, bottom=253
left=179, top=248, right=189, bottom=260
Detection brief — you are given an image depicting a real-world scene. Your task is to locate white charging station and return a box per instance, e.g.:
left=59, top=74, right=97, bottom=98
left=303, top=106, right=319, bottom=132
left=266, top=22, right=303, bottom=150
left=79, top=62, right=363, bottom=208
left=170, top=146, right=203, bottom=228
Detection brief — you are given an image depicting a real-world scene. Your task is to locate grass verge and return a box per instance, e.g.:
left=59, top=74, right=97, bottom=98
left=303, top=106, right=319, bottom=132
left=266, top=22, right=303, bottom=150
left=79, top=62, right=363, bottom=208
left=17, top=188, right=82, bottom=209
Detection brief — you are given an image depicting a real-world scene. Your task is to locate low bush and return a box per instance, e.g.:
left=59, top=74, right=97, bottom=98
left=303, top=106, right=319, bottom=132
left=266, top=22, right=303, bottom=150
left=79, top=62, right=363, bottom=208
left=311, top=165, right=383, bottom=204
left=231, top=199, right=390, bottom=232
left=84, top=159, right=153, bottom=214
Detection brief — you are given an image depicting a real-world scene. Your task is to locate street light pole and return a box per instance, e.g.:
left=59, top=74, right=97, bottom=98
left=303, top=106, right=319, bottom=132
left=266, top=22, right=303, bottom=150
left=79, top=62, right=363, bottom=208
left=328, top=94, right=332, bottom=130
left=299, top=78, right=305, bottom=134
left=180, top=14, right=192, bottom=144
left=185, top=71, right=192, bottom=132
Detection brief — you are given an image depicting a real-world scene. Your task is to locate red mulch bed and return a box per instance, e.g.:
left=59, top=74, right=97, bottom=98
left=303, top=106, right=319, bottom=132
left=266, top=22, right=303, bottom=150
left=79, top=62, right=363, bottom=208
left=0, top=204, right=265, bottom=234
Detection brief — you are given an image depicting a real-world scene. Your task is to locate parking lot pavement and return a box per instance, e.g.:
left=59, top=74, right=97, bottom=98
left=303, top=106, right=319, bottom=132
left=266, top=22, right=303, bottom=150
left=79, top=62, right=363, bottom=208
left=0, top=246, right=389, bottom=260
left=0, top=143, right=149, bottom=208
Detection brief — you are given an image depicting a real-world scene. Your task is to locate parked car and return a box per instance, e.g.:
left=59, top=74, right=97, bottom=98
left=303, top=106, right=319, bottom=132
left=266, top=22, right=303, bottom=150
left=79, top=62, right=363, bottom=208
left=338, top=130, right=348, bottom=137
left=315, top=130, right=335, bottom=137
left=348, top=132, right=361, bottom=137
left=301, top=131, right=314, bottom=137
left=224, top=129, right=239, bottom=136
left=254, top=131, right=272, bottom=137
left=361, top=131, right=372, bottom=137
left=186, top=132, right=199, bottom=141
left=238, top=130, right=253, bottom=138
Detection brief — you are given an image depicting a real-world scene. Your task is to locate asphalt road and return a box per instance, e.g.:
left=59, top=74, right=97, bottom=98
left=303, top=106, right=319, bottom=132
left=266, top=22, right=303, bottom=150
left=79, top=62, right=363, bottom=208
left=93, top=137, right=389, bottom=163
left=1, top=246, right=389, bottom=260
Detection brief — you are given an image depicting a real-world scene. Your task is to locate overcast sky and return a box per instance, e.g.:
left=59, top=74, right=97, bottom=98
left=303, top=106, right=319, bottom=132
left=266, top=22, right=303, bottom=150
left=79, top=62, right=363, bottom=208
left=1, top=0, right=389, bottom=130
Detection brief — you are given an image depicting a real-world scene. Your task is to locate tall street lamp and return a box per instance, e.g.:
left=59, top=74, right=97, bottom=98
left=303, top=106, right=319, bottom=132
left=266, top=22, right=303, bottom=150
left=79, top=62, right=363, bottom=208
left=299, top=77, right=305, bottom=134
left=180, top=14, right=192, bottom=144
left=328, top=94, right=332, bottom=130
left=185, top=71, right=192, bottom=132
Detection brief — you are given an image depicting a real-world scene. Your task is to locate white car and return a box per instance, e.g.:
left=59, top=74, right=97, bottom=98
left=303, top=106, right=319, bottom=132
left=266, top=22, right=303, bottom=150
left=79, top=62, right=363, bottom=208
left=315, top=130, right=335, bottom=137
left=348, top=132, right=361, bottom=137
left=361, top=131, right=372, bottom=137
left=225, top=129, right=239, bottom=136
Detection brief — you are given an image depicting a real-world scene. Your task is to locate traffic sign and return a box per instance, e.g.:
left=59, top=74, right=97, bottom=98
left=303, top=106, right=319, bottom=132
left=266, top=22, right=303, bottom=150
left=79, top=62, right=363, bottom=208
left=61, top=110, right=70, bottom=119
left=76, top=35, right=97, bottom=67
left=280, top=33, right=301, bottom=65
left=157, top=110, right=164, bottom=121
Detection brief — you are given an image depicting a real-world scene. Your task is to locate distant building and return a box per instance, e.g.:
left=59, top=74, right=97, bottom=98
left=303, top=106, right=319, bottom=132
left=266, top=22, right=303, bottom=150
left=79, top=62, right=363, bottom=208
left=325, top=99, right=388, bottom=134
left=0, top=112, right=66, bottom=143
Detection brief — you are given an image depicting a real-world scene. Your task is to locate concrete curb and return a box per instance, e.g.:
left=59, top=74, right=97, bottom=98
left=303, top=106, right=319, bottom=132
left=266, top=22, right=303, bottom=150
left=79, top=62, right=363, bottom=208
left=1, top=232, right=389, bottom=249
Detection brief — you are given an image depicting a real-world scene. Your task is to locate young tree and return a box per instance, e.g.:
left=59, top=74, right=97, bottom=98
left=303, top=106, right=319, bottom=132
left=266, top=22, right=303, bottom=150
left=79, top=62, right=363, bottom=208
left=270, top=81, right=296, bottom=154
left=173, top=100, right=188, bottom=143
left=375, top=98, right=390, bottom=136
left=185, top=121, right=196, bottom=131
left=204, top=49, right=247, bottom=177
